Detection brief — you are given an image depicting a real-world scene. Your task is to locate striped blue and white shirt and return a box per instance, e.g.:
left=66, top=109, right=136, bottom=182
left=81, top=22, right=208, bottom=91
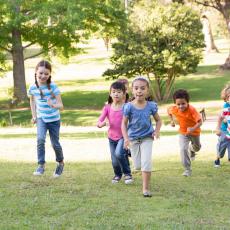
left=28, top=82, right=61, bottom=123
left=221, top=102, right=230, bottom=139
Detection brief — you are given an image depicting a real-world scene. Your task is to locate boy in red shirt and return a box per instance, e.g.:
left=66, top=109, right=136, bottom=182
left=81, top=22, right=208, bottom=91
left=167, top=89, right=202, bottom=176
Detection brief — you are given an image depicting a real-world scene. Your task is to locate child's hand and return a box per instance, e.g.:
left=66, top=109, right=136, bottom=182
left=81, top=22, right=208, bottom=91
left=170, top=121, right=175, bottom=127
left=187, top=127, right=194, bottom=134
left=31, top=117, right=36, bottom=124
left=152, top=131, right=160, bottom=140
left=124, top=138, right=130, bottom=149
left=215, top=129, right=221, bottom=136
left=47, top=98, right=53, bottom=108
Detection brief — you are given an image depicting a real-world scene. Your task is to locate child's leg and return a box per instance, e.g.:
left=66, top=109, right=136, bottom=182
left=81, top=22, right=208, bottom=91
left=37, top=118, right=48, bottom=165
left=140, top=138, right=153, bottom=193
left=179, top=134, right=191, bottom=170
left=48, top=120, right=64, bottom=163
left=189, top=135, right=201, bottom=156
left=108, top=139, right=122, bottom=178
left=217, top=133, right=228, bottom=159
left=142, top=171, right=151, bottom=192
left=129, top=139, right=141, bottom=171
left=115, top=138, right=131, bottom=176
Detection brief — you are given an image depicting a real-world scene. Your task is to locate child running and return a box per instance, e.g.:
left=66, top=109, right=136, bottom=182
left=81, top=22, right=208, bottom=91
left=97, top=81, right=133, bottom=184
left=214, top=84, right=230, bottom=167
left=167, top=89, right=202, bottom=177
left=29, top=60, right=64, bottom=178
left=122, top=76, right=162, bottom=197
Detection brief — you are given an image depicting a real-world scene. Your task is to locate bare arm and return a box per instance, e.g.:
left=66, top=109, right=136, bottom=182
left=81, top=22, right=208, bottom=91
left=29, top=96, right=37, bottom=123
left=167, top=107, right=175, bottom=127
left=152, top=112, right=162, bottom=139
left=121, top=116, right=130, bottom=149
left=187, top=119, right=202, bottom=134
left=47, top=94, right=64, bottom=110
left=216, top=113, right=224, bottom=136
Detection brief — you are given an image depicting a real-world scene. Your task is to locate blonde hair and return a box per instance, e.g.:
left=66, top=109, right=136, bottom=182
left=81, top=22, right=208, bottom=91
left=221, top=84, right=230, bottom=101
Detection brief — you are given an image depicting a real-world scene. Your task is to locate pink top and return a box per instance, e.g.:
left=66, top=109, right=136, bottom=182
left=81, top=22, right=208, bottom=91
left=98, top=104, right=123, bottom=141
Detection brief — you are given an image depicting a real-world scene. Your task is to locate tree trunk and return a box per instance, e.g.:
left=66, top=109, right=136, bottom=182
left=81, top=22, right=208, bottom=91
left=201, top=14, right=219, bottom=53
left=11, top=28, right=27, bottom=103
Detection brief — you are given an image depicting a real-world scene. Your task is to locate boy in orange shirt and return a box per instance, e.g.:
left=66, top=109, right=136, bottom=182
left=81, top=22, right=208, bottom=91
left=167, top=89, right=202, bottom=176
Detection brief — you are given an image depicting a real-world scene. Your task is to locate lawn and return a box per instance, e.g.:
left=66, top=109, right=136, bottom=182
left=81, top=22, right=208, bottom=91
left=0, top=159, right=229, bottom=229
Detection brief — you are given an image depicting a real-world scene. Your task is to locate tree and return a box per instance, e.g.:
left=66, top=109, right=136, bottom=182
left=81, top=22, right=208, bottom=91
left=0, top=0, right=127, bottom=102
left=194, top=0, right=230, bottom=69
left=201, top=14, right=219, bottom=52
left=103, top=3, right=204, bottom=102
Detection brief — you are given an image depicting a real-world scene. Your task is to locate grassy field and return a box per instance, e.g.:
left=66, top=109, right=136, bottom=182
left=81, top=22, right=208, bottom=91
left=0, top=39, right=230, bottom=229
left=1, top=159, right=230, bottom=229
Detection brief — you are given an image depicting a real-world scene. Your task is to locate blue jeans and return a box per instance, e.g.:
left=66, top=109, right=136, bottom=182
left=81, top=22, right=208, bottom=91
left=37, top=118, right=64, bottom=165
left=217, top=132, right=230, bottom=159
left=108, top=138, right=131, bottom=177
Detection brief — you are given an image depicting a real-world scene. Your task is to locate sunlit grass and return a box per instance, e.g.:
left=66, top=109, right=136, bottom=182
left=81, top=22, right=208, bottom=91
left=0, top=159, right=229, bottom=229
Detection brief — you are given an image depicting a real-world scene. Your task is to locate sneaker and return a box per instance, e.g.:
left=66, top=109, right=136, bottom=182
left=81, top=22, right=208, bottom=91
left=53, top=163, right=64, bottom=178
left=111, top=176, right=121, bottom=184
left=214, top=159, right=220, bottom=168
left=124, top=174, right=134, bottom=185
left=143, top=191, right=152, bottom=198
left=182, top=169, right=192, bottom=177
left=33, top=165, right=45, bottom=176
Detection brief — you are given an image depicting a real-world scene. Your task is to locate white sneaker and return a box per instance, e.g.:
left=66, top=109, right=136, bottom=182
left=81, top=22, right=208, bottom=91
left=182, top=169, right=192, bottom=177
left=124, top=175, right=134, bottom=185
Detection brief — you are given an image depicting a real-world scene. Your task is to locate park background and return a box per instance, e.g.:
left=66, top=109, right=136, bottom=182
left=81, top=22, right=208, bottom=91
left=0, top=0, right=230, bottom=229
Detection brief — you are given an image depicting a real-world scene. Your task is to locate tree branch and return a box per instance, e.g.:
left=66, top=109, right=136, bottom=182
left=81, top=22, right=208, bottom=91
left=23, top=42, right=36, bottom=49
left=0, top=45, right=12, bottom=53
left=24, top=44, right=56, bottom=60
left=194, top=0, right=222, bottom=11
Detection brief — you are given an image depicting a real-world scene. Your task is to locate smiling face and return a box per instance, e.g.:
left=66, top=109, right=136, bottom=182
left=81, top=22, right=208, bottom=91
left=132, top=79, right=149, bottom=102
left=36, top=66, right=51, bottom=85
left=175, top=98, right=189, bottom=112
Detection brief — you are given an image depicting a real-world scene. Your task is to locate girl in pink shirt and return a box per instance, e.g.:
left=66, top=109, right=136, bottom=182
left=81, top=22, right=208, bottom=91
left=97, top=81, right=133, bottom=184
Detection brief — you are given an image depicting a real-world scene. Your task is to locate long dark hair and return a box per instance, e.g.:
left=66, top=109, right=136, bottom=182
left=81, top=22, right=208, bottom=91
left=107, top=81, right=127, bottom=104
left=35, top=60, right=52, bottom=99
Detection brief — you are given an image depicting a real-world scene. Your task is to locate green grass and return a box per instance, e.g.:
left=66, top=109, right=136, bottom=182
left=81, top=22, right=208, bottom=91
left=0, top=160, right=229, bottom=229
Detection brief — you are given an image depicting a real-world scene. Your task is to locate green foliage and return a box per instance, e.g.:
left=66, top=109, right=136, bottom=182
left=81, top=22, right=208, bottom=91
left=104, top=3, right=205, bottom=101
left=0, top=0, right=127, bottom=101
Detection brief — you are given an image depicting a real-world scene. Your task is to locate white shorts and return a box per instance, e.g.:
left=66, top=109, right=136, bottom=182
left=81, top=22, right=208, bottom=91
left=130, top=137, right=153, bottom=172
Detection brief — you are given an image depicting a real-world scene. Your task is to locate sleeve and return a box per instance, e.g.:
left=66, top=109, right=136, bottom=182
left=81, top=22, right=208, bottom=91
left=122, top=103, right=131, bottom=117
left=52, top=83, right=61, bottom=96
left=149, top=101, right=158, bottom=116
left=98, top=105, right=109, bottom=122
left=191, top=106, right=202, bottom=122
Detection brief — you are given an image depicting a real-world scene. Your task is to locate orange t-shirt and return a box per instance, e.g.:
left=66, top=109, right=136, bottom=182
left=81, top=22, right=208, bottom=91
left=168, top=105, right=201, bottom=136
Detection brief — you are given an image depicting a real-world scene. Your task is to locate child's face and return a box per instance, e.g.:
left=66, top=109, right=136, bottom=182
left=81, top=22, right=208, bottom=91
left=36, top=66, right=51, bottom=85
left=175, top=98, right=189, bottom=112
left=110, top=88, right=124, bottom=102
left=132, top=80, right=149, bottom=101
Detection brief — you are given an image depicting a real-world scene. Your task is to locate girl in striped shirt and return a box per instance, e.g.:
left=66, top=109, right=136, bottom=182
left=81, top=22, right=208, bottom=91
left=29, top=60, right=64, bottom=178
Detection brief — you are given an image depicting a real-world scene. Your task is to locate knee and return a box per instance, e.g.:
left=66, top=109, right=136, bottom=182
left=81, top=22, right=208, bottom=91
left=37, top=138, right=45, bottom=146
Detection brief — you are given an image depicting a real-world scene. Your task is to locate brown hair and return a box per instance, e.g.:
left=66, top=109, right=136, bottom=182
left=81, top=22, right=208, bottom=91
left=35, top=60, right=52, bottom=99
left=173, top=89, right=190, bottom=103
left=220, top=84, right=230, bottom=102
